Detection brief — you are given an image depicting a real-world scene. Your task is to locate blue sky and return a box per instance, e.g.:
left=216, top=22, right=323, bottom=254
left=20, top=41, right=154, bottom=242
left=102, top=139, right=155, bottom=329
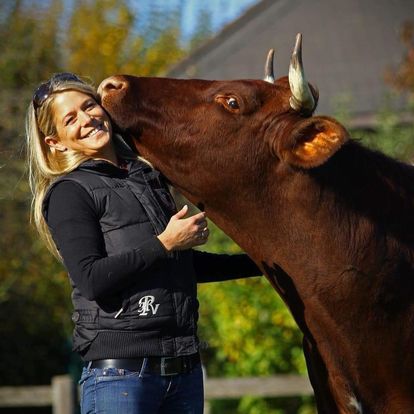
left=131, top=0, right=259, bottom=43
left=178, top=0, right=258, bottom=40
left=25, top=0, right=259, bottom=45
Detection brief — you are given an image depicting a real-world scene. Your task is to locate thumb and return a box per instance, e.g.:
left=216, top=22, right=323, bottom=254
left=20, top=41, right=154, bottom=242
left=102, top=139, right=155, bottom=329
left=172, top=204, right=188, bottom=220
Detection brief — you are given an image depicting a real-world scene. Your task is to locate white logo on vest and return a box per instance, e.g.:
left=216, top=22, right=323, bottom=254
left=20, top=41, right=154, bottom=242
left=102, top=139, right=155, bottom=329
left=137, top=295, right=160, bottom=316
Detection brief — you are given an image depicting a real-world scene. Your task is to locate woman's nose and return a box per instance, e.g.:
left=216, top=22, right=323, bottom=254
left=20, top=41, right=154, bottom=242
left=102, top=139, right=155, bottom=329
left=78, top=111, right=93, bottom=125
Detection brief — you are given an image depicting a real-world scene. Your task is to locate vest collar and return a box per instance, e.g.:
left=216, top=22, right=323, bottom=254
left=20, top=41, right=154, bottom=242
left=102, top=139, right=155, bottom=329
left=78, top=158, right=151, bottom=177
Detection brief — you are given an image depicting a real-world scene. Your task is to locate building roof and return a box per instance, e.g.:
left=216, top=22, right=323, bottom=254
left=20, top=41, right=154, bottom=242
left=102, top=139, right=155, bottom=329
left=168, top=0, right=413, bottom=123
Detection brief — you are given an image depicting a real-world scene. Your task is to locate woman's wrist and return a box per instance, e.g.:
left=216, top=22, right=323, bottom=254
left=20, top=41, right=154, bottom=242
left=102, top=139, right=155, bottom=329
left=157, top=233, right=174, bottom=252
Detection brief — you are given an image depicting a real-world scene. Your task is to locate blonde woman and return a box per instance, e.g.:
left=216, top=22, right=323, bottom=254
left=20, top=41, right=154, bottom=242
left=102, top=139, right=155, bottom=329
left=26, top=73, right=260, bottom=414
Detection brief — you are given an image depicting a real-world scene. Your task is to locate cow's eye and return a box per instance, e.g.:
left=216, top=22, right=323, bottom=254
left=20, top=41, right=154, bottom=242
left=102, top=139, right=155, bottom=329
left=227, top=97, right=239, bottom=109
left=215, top=95, right=241, bottom=113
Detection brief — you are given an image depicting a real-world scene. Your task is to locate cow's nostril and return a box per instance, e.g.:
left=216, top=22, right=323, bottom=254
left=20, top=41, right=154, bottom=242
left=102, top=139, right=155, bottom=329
left=98, top=78, right=125, bottom=96
left=105, top=80, right=123, bottom=91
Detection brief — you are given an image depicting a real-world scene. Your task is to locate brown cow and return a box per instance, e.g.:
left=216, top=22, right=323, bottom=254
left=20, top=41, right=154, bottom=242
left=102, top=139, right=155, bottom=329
left=98, top=34, right=414, bottom=414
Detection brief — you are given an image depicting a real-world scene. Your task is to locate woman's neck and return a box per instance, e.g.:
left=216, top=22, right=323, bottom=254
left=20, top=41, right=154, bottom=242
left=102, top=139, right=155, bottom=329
left=92, top=141, right=119, bottom=166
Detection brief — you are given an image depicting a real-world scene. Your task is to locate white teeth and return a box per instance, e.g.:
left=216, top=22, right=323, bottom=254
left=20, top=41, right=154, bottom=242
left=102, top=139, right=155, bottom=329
left=85, top=125, right=102, bottom=138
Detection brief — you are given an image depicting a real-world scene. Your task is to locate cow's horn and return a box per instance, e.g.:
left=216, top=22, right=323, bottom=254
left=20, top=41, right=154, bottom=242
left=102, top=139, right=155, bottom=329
left=288, top=33, right=315, bottom=114
left=264, top=49, right=275, bottom=84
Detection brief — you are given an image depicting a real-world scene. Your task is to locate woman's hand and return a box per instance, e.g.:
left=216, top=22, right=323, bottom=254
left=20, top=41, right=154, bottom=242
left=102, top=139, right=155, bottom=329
left=157, top=205, right=209, bottom=251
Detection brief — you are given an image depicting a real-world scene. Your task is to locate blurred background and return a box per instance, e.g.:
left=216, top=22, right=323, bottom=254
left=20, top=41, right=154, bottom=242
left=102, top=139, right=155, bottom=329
left=0, top=0, right=413, bottom=413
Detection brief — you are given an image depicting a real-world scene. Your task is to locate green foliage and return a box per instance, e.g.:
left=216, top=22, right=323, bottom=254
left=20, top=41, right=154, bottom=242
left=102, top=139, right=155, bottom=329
left=189, top=8, right=214, bottom=51
left=211, top=396, right=316, bottom=414
left=0, top=0, right=62, bottom=88
left=385, top=21, right=414, bottom=102
left=66, top=0, right=136, bottom=82
left=356, top=109, right=414, bottom=161
left=66, top=0, right=185, bottom=83
left=0, top=159, right=72, bottom=385
left=333, top=93, right=414, bottom=162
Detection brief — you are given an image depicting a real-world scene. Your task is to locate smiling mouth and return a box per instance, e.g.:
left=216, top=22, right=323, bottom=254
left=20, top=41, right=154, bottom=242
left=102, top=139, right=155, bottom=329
left=83, top=124, right=105, bottom=139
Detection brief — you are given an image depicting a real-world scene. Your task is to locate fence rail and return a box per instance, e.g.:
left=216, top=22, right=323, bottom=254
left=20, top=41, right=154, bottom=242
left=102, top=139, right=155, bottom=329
left=0, top=374, right=313, bottom=414
left=0, top=376, right=75, bottom=413
left=205, top=374, right=313, bottom=399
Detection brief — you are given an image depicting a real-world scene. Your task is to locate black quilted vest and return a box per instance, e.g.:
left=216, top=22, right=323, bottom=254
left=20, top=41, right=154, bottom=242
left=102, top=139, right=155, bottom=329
left=43, top=159, right=199, bottom=360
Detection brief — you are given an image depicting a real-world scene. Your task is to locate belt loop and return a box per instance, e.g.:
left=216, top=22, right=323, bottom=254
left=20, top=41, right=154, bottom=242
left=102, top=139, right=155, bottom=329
left=87, top=361, right=92, bottom=371
left=138, top=358, right=148, bottom=378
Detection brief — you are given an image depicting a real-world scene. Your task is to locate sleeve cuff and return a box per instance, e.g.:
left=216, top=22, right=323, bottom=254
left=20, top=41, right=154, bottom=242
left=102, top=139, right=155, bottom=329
left=136, top=236, right=169, bottom=268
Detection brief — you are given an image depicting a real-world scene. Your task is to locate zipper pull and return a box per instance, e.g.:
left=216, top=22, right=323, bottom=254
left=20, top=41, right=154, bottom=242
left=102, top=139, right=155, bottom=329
left=114, top=298, right=130, bottom=319
left=114, top=307, right=124, bottom=319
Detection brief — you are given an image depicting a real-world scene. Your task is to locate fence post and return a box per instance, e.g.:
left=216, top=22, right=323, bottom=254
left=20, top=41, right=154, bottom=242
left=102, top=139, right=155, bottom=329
left=51, top=375, right=75, bottom=414
left=202, top=365, right=211, bottom=414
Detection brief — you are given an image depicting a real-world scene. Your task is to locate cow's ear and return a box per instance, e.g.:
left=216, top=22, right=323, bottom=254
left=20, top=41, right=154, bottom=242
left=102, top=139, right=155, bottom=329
left=279, top=116, right=349, bottom=168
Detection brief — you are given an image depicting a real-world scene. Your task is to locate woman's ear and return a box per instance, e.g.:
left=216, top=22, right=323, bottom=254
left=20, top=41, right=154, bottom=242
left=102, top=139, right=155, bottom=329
left=44, top=136, right=67, bottom=152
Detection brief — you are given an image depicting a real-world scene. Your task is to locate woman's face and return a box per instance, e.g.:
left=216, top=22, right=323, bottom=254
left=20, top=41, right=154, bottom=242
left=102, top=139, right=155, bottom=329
left=45, top=90, right=113, bottom=157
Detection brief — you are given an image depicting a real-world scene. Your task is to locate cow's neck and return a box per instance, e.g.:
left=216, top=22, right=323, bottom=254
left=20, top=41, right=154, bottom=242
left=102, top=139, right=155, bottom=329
left=195, top=140, right=414, bottom=289
left=188, top=140, right=414, bottom=410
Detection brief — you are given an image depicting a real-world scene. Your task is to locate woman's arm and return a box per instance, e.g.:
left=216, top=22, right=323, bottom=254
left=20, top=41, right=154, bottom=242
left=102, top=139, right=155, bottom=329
left=193, top=250, right=262, bottom=283
left=45, top=181, right=168, bottom=301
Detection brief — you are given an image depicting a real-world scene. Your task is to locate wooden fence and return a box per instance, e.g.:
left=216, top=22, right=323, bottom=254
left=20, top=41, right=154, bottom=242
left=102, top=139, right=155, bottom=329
left=0, top=376, right=75, bottom=413
left=0, top=374, right=313, bottom=413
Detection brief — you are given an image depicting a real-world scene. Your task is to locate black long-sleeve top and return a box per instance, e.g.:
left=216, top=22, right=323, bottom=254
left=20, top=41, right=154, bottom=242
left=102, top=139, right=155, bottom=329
left=45, top=181, right=261, bottom=301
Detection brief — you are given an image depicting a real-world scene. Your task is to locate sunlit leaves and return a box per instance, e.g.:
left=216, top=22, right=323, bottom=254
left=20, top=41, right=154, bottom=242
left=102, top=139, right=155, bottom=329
left=66, top=0, right=135, bottom=82
left=0, top=0, right=62, bottom=88
left=66, top=0, right=185, bottom=83
left=385, top=21, right=414, bottom=103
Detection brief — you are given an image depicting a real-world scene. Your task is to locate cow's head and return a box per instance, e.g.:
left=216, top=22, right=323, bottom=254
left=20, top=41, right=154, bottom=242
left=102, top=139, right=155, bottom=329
left=98, top=34, right=349, bottom=207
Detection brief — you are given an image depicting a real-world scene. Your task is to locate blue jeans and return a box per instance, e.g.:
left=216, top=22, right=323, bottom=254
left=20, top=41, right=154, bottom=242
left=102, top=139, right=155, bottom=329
left=79, top=359, right=204, bottom=414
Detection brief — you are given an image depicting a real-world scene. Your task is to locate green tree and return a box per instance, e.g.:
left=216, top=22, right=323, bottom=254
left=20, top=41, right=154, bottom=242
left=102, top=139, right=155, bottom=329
left=66, top=0, right=185, bottom=83
left=0, top=0, right=62, bottom=89
left=385, top=21, right=414, bottom=103
left=189, top=8, right=213, bottom=51
left=66, top=0, right=136, bottom=82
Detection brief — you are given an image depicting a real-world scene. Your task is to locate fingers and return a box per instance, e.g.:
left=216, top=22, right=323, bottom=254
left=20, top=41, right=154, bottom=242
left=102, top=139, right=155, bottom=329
left=175, top=207, right=207, bottom=228
left=196, top=222, right=208, bottom=232
left=166, top=206, right=210, bottom=248
left=172, top=204, right=188, bottom=220
left=201, top=228, right=210, bottom=239
left=173, top=206, right=205, bottom=222
left=195, top=227, right=210, bottom=243
left=191, top=211, right=207, bottom=223
left=190, top=211, right=208, bottom=240
left=196, top=222, right=208, bottom=233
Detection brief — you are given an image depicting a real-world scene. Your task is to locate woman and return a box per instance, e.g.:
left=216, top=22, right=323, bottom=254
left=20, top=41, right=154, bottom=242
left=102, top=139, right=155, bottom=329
left=26, top=72, right=260, bottom=413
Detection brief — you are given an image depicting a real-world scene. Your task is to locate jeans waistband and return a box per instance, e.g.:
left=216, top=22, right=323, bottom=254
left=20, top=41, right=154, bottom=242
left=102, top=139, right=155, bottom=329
left=89, top=353, right=200, bottom=376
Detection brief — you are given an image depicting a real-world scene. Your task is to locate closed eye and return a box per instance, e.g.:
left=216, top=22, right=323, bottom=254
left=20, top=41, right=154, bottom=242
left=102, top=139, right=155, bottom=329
left=64, top=116, right=75, bottom=126
left=84, top=100, right=97, bottom=111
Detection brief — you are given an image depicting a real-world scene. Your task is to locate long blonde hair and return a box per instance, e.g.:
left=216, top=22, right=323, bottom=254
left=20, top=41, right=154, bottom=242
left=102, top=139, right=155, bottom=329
left=26, top=75, right=139, bottom=259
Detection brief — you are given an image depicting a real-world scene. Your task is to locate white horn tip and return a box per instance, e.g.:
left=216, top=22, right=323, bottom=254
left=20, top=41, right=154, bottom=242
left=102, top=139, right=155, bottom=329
left=264, top=48, right=275, bottom=84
